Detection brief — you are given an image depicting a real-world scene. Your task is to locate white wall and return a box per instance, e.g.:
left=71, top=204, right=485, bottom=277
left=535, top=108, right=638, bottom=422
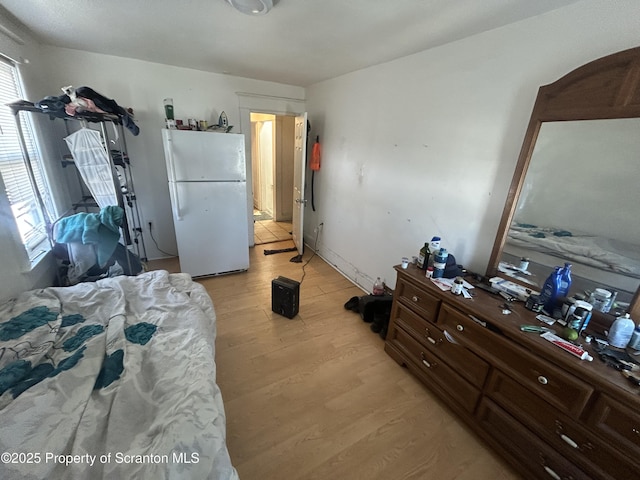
left=303, top=0, right=640, bottom=293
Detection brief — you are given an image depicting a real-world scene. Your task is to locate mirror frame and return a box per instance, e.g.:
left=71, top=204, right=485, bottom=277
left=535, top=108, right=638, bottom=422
left=487, top=46, right=640, bottom=319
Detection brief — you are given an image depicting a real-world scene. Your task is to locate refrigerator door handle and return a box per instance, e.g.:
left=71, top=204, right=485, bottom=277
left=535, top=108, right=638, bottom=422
left=165, top=136, right=178, bottom=182
left=165, top=135, right=183, bottom=220
left=169, top=182, right=182, bottom=221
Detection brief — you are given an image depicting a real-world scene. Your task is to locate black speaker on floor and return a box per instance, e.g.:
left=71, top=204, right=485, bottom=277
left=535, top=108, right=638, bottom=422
left=271, top=276, right=300, bottom=319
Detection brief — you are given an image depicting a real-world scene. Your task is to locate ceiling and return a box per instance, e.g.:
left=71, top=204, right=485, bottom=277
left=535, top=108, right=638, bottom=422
left=0, top=0, right=581, bottom=87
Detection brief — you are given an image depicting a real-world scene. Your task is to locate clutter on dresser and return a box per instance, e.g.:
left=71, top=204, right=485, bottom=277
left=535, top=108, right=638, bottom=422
left=416, top=236, right=441, bottom=270
left=386, top=257, right=640, bottom=479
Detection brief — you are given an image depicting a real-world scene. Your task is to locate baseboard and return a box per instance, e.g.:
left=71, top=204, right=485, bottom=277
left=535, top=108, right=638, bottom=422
left=303, top=238, right=368, bottom=295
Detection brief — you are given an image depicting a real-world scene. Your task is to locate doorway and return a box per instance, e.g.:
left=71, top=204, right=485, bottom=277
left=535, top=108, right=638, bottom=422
left=250, top=112, right=295, bottom=245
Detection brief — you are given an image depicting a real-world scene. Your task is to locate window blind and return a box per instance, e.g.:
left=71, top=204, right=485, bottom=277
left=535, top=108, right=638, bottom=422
left=0, top=57, right=52, bottom=258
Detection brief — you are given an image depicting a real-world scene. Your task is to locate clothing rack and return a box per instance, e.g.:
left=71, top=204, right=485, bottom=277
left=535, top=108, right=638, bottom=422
left=6, top=100, right=148, bottom=268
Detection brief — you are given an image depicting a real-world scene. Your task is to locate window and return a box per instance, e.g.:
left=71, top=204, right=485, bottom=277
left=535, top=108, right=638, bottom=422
left=0, top=57, right=53, bottom=262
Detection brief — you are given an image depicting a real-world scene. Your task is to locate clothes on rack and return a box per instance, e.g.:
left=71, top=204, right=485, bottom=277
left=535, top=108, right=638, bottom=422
left=64, top=128, right=120, bottom=209
left=55, top=205, right=124, bottom=268
left=8, top=99, right=148, bottom=264
left=34, top=85, right=140, bottom=136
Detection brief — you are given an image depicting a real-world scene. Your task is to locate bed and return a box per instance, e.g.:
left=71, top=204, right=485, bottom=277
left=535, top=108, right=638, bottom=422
left=506, top=223, right=640, bottom=279
left=0, top=270, right=238, bottom=480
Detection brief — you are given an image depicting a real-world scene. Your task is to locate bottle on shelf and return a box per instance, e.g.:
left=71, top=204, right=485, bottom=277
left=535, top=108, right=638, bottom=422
left=558, top=262, right=572, bottom=298
left=628, top=323, right=640, bottom=350
left=607, top=313, right=635, bottom=348
left=433, top=248, right=449, bottom=279
left=589, top=288, right=612, bottom=312
left=417, top=242, right=430, bottom=270
left=539, top=266, right=562, bottom=315
left=425, top=266, right=434, bottom=278
left=451, top=277, right=464, bottom=295
left=427, top=236, right=441, bottom=267
left=604, top=291, right=618, bottom=314
left=163, top=98, right=174, bottom=120
left=373, top=277, right=384, bottom=296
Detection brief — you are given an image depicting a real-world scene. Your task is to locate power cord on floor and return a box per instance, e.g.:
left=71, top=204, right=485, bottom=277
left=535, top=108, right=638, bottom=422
left=298, top=226, right=321, bottom=285
left=148, top=222, right=178, bottom=257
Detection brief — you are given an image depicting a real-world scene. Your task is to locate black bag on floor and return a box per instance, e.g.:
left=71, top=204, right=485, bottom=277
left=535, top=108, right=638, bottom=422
left=357, top=294, right=393, bottom=323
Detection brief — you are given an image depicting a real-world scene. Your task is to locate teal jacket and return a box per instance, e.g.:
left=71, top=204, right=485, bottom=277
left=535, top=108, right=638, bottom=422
left=55, top=206, right=124, bottom=267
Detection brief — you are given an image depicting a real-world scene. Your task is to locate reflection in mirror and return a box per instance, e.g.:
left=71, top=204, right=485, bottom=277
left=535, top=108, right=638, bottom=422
left=498, top=118, right=640, bottom=311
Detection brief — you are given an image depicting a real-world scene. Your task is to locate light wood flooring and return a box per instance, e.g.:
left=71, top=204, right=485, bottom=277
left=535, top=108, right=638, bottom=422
left=147, top=242, right=521, bottom=480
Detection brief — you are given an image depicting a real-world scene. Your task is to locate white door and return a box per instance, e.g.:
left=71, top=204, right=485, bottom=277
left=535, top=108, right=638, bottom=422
left=292, top=113, right=307, bottom=255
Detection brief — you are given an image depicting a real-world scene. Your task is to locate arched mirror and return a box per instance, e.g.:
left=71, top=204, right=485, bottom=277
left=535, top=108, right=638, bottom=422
left=487, top=46, right=640, bottom=320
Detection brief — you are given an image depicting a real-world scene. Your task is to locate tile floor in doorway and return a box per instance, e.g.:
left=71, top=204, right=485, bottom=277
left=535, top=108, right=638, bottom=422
left=253, top=210, right=292, bottom=244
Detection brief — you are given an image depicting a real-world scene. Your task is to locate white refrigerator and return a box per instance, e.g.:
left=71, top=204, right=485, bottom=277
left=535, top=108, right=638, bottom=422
left=162, top=128, right=249, bottom=277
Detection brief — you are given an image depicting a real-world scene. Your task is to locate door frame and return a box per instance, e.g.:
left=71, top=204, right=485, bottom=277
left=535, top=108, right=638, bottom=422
left=237, top=92, right=306, bottom=247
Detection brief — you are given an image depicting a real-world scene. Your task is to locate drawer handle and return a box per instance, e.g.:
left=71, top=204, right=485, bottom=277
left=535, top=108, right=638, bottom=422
left=412, top=295, right=419, bottom=302
left=555, top=421, right=586, bottom=451
left=559, top=434, right=578, bottom=449
left=456, top=324, right=464, bottom=332
left=468, top=314, right=487, bottom=328
left=538, top=376, right=548, bottom=385
left=556, top=420, right=593, bottom=450
left=543, top=466, right=561, bottom=480
left=443, top=330, right=459, bottom=344
left=425, top=328, right=442, bottom=346
left=420, top=352, right=436, bottom=368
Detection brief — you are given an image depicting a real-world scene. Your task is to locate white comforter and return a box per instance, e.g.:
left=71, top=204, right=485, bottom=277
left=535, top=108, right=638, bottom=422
left=0, top=271, right=238, bottom=480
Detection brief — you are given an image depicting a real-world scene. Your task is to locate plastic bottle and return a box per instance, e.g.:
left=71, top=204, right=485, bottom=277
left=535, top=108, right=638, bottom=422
left=567, top=301, right=593, bottom=334
left=628, top=324, right=640, bottom=350
left=433, top=248, right=449, bottom=279
left=558, top=262, right=572, bottom=298
left=589, top=288, right=612, bottom=312
left=417, top=243, right=430, bottom=270
left=604, top=291, right=617, bottom=314
left=427, top=236, right=441, bottom=267
left=163, top=98, right=174, bottom=120
left=451, top=277, right=464, bottom=295
left=373, top=277, right=384, bottom=296
left=607, top=313, right=635, bottom=348
left=539, top=266, right=562, bottom=315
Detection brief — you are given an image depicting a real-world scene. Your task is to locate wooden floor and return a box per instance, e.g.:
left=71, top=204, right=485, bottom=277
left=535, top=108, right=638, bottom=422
left=148, top=242, right=521, bottom=480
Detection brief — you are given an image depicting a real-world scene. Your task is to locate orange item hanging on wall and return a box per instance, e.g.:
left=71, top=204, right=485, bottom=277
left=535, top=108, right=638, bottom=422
left=310, top=136, right=321, bottom=171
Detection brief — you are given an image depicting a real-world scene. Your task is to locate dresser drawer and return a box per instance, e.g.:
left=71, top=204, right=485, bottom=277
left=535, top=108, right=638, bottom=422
left=393, top=302, right=490, bottom=389
left=438, top=304, right=593, bottom=418
left=436, top=303, right=506, bottom=355
left=477, top=398, right=591, bottom=480
left=588, top=393, right=640, bottom=461
left=386, top=324, right=480, bottom=413
left=487, top=370, right=636, bottom=480
left=395, top=276, right=441, bottom=322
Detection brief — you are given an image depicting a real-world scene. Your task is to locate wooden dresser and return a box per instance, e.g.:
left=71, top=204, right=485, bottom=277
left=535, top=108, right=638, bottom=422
left=385, top=264, right=640, bottom=480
